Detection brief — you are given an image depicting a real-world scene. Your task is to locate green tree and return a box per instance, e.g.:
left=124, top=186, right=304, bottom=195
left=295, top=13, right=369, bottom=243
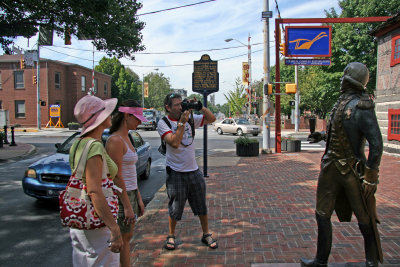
left=95, top=56, right=141, bottom=103
left=224, top=77, right=247, bottom=117
left=0, top=0, right=145, bottom=58
left=144, top=73, right=172, bottom=110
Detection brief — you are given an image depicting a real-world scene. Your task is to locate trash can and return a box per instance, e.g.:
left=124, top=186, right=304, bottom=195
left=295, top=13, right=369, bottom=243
left=309, top=118, right=316, bottom=134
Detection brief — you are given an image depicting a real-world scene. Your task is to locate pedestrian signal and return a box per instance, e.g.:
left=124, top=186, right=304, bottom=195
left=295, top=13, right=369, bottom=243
left=279, top=43, right=286, bottom=57
left=285, top=83, right=297, bottom=94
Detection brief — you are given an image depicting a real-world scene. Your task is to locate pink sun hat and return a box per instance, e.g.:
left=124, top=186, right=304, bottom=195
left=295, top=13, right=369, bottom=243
left=118, top=107, right=148, bottom=122
left=74, top=95, right=118, bottom=136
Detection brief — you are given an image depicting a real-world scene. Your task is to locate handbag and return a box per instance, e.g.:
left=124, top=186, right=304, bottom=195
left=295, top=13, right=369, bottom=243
left=59, top=139, right=120, bottom=230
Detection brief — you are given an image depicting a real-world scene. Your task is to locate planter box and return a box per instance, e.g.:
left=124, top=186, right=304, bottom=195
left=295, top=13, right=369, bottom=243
left=236, top=142, right=259, bottom=157
left=282, top=140, right=287, bottom=151
left=286, top=140, right=301, bottom=152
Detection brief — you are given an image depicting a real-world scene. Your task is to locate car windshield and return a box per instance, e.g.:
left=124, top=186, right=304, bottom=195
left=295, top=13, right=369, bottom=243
left=235, top=119, right=250, bottom=125
left=56, top=132, right=80, bottom=154
left=143, top=111, right=155, bottom=119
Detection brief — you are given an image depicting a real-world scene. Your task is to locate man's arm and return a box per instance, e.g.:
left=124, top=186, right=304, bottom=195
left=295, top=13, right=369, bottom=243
left=201, top=107, right=216, bottom=125
left=163, top=110, right=190, bottom=149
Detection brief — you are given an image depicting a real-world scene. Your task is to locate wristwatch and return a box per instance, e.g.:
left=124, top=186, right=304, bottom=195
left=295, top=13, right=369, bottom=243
left=177, top=122, right=184, bottom=127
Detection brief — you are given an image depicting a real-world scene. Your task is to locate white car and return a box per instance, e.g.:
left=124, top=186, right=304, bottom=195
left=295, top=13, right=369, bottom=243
left=214, top=118, right=260, bottom=136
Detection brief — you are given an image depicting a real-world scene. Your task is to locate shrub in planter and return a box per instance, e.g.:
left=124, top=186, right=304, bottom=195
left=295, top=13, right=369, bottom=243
left=234, top=136, right=259, bottom=157
left=67, top=122, right=80, bottom=130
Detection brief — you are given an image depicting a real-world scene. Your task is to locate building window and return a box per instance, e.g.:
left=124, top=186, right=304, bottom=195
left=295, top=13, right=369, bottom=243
left=15, top=100, right=25, bottom=118
left=55, top=72, right=61, bottom=89
left=0, top=72, right=2, bottom=90
left=104, top=82, right=108, bottom=96
left=81, top=76, right=86, bottom=91
left=14, top=71, right=24, bottom=89
left=0, top=100, right=2, bottom=109
left=94, top=78, right=98, bottom=94
left=388, top=109, right=400, bottom=141
left=391, top=35, right=400, bottom=67
left=55, top=100, right=61, bottom=106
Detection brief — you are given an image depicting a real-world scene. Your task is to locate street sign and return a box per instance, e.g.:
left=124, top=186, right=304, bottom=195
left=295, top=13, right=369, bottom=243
left=285, top=58, right=331, bottom=66
left=286, top=26, right=331, bottom=57
left=192, top=54, right=219, bottom=94
left=49, top=105, right=60, bottom=118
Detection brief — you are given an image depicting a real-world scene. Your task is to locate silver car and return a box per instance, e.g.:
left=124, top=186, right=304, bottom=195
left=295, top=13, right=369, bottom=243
left=214, top=118, right=260, bottom=136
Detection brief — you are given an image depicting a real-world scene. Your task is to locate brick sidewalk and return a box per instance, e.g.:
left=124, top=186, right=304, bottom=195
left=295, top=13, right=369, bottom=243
left=130, top=151, right=400, bottom=267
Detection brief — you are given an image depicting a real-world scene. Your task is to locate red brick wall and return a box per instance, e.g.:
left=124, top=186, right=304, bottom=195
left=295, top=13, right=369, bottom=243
left=0, top=55, right=112, bottom=128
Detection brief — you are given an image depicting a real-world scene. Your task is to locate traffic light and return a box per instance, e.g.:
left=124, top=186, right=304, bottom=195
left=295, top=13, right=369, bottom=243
left=285, top=83, right=297, bottom=94
left=20, top=59, right=26, bottom=69
left=65, top=27, right=71, bottom=45
left=33, top=75, right=37, bottom=84
left=279, top=43, right=286, bottom=57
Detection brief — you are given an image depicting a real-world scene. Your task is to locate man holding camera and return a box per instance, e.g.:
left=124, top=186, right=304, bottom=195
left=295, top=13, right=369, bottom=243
left=157, top=93, right=217, bottom=250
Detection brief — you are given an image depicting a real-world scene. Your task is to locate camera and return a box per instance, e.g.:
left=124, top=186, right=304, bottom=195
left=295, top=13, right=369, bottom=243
left=181, top=98, right=202, bottom=112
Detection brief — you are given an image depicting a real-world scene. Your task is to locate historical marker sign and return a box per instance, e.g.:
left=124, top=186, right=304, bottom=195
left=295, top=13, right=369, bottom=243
left=192, top=54, right=219, bottom=94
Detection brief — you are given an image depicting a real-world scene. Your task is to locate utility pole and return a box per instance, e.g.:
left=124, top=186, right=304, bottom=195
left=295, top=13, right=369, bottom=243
left=36, top=43, right=41, bottom=130
left=262, top=0, right=272, bottom=153
left=247, top=33, right=252, bottom=119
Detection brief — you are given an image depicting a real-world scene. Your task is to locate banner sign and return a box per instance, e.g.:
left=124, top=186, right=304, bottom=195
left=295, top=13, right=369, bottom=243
left=285, top=58, right=331, bottom=66
left=144, top=82, right=149, bottom=98
left=49, top=105, right=61, bottom=118
left=242, top=62, right=249, bottom=85
left=192, top=54, right=219, bottom=94
left=286, top=26, right=331, bottom=57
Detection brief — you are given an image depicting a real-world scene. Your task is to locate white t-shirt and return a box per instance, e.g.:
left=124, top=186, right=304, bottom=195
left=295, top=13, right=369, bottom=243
left=157, top=114, right=204, bottom=172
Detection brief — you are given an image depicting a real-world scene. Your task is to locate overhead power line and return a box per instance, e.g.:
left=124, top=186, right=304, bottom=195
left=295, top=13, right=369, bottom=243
left=137, top=0, right=217, bottom=16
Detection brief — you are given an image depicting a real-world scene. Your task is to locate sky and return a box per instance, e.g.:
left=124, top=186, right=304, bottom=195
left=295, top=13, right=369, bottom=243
left=9, top=0, right=340, bottom=105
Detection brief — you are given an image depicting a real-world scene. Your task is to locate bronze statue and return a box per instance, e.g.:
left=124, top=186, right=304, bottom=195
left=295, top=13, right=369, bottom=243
left=301, top=62, right=383, bottom=267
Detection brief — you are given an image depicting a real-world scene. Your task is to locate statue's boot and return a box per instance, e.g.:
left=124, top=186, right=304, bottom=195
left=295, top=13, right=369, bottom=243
left=300, top=213, right=332, bottom=267
left=358, top=223, right=379, bottom=267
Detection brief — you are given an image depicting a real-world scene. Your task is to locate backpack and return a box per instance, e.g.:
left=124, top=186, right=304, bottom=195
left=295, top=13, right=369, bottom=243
left=158, top=117, right=171, bottom=156
left=158, top=116, right=195, bottom=156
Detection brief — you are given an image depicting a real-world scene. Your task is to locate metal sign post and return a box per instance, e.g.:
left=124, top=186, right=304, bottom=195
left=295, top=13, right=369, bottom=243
left=192, top=54, right=219, bottom=177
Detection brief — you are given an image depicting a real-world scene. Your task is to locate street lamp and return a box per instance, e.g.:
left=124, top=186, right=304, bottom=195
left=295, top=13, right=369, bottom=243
left=225, top=34, right=252, bottom=119
left=142, top=68, right=158, bottom=108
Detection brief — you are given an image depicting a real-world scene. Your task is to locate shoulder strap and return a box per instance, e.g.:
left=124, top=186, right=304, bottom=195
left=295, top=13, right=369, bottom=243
left=74, top=139, right=97, bottom=178
left=162, top=116, right=172, bottom=129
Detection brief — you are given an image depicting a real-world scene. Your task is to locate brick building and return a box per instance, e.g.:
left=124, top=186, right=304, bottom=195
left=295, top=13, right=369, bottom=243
left=0, top=55, right=112, bottom=128
left=371, top=14, right=400, bottom=155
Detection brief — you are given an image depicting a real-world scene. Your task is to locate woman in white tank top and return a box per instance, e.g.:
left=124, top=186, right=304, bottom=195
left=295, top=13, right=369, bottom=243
left=105, top=100, right=148, bottom=267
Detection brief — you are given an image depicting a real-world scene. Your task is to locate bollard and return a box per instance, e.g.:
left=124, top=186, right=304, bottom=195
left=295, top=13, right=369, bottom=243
left=9, top=126, right=17, bottom=146
left=3, top=125, right=9, bottom=144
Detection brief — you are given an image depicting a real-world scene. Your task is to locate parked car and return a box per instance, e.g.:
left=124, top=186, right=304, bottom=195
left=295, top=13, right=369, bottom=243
left=22, top=130, right=152, bottom=200
left=214, top=118, right=260, bottom=136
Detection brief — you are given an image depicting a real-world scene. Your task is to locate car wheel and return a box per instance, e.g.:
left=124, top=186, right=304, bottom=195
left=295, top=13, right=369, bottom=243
left=252, top=133, right=259, bottom=136
left=217, top=128, right=223, bottom=135
left=237, top=128, right=243, bottom=136
left=140, top=159, right=151, bottom=180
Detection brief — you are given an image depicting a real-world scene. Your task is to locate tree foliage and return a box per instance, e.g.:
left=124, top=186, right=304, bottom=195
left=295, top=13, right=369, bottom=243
left=144, top=73, right=172, bottom=110
left=0, top=0, right=145, bottom=58
left=223, top=78, right=247, bottom=117
left=95, top=57, right=141, bottom=104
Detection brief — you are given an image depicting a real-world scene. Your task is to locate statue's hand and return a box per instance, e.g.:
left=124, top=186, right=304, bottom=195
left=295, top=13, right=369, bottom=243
left=361, top=166, right=379, bottom=199
left=307, top=131, right=325, bottom=143
left=362, top=182, right=377, bottom=200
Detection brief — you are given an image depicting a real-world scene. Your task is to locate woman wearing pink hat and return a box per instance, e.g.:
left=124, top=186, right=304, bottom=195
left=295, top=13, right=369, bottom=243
left=69, top=95, right=123, bottom=266
left=105, top=99, right=147, bottom=267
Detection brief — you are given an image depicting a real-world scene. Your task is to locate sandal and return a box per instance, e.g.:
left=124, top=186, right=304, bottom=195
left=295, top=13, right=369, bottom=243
left=201, top=233, right=218, bottom=249
left=164, top=235, right=176, bottom=250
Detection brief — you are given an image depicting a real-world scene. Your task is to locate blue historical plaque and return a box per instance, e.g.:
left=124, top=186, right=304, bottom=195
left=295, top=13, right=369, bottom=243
left=285, top=58, right=331, bottom=66
left=286, top=26, right=331, bottom=57
left=192, top=54, right=219, bottom=94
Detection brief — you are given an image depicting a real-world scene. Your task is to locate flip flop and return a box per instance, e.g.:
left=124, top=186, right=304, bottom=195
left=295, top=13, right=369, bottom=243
left=201, top=233, right=218, bottom=249
left=164, top=235, right=176, bottom=250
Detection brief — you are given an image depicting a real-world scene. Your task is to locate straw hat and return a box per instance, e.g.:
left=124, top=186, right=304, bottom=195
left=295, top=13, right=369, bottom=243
left=74, top=95, right=117, bottom=136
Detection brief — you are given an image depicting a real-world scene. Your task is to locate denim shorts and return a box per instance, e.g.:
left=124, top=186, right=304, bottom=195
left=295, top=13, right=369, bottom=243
left=166, top=168, right=207, bottom=221
left=117, top=190, right=140, bottom=233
